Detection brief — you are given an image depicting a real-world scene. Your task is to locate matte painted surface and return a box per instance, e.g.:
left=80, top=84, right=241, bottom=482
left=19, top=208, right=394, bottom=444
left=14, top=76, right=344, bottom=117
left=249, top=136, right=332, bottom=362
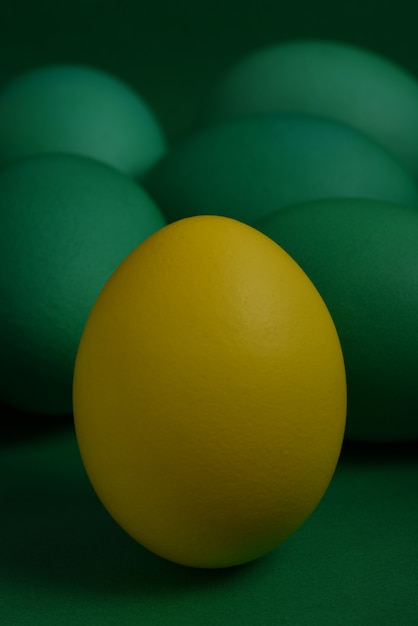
left=144, top=114, right=418, bottom=225
left=0, top=154, right=165, bottom=414
left=0, top=65, right=166, bottom=177
left=199, top=39, right=418, bottom=179
left=73, top=216, right=346, bottom=568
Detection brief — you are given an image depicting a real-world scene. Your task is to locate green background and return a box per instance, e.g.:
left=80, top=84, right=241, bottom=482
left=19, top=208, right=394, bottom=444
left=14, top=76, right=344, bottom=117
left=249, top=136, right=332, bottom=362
left=1, top=0, right=417, bottom=142
left=1, top=1, right=418, bottom=624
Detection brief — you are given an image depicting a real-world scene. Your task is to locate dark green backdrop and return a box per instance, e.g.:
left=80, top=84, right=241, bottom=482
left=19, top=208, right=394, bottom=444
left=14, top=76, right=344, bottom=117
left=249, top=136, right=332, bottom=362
left=1, top=0, right=417, bottom=141
left=1, top=1, right=418, bottom=624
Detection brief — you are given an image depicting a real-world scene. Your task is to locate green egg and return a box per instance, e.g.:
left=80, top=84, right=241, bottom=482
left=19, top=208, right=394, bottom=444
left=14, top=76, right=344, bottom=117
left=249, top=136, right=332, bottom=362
left=199, top=39, right=418, bottom=180
left=143, top=114, right=418, bottom=225
left=0, top=153, right=166, bottom=415
left=254, top=197, right=418, bottom=442
left=0, top=64, right=166, bottom=177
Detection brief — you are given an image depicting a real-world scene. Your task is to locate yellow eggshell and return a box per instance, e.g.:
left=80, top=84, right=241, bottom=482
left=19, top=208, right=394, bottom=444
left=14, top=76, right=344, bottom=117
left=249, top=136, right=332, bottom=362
left=73, top=215, right=346, bottom=568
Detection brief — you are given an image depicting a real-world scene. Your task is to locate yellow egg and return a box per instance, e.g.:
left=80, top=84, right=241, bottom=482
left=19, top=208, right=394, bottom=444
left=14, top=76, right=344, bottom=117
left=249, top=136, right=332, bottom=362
left=73, top=215, right=346, bottom=568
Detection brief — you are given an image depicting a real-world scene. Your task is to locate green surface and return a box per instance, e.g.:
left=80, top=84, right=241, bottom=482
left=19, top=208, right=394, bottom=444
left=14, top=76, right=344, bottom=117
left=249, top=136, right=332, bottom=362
left=1, top=416, right=417, bottom=625
left=197, top=39, right=418, bottom=179
left=0, top=154, right=165, bottom=414
left=143, top=114, right=418, bottom=225
left=0, top=65, right=166, bottom=177
left=1, top=0, right=418, bottom=622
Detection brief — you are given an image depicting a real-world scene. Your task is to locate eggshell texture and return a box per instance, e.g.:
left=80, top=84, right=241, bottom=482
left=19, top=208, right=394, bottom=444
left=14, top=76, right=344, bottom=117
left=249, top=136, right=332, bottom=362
left=143, top=114, right=418, bottom=226
left=199, top=39, right=418, bottom=180
left=73, top=215, right=346, bottom=568
left=0, top=153, right=166, bottom=415
left=0, top=64, right=166, bottom=177
left=254, top=198, right=418, bottom=442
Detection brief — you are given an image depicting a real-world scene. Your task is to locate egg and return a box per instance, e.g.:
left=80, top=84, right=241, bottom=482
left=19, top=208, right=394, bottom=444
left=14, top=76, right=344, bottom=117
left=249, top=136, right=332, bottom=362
left=0, top=64, right=166, bottom=177
left=143, top=113, right=418, bottom=226
left=254, top=198, right=418, bottom=442
left=0, top=153, right=166, bottom=415
left=73, top=215, right=346, bottom=568
left=199, top=39, right=418, bottom=180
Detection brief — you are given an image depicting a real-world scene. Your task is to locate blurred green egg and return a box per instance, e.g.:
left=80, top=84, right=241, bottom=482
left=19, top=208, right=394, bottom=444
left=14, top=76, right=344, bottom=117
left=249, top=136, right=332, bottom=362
left=144, top=114, right=418, bottom=225
left=254, top=197, right=418, bottom=442
left=0, top=64, right=166, bottom=177
left=199, top=39, right=418, bottom=180
left=0, top=153, right=166, bottom=415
